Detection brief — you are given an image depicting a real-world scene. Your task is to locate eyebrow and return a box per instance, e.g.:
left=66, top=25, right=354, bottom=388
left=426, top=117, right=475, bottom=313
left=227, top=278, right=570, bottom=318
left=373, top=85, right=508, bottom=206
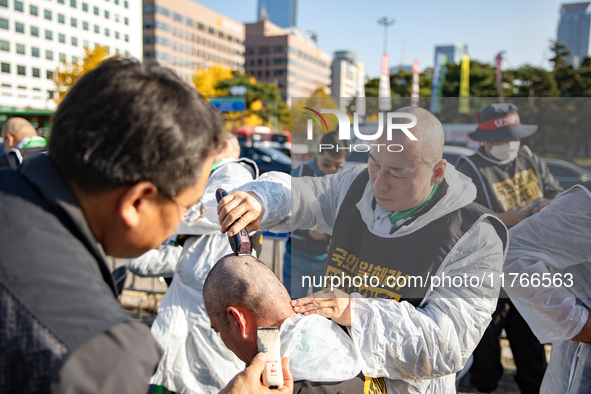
left=368, top=153, right=409, bottom=174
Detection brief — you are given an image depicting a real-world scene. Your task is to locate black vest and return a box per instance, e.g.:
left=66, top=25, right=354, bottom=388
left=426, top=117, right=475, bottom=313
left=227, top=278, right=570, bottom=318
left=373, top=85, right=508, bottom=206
left=457, top=146, right=545, bottom=212
left=324, top=169, right=507, bottom=307
left=288, top=164, right=332, bottom=256
left=0, top=154, right=130, bottom=393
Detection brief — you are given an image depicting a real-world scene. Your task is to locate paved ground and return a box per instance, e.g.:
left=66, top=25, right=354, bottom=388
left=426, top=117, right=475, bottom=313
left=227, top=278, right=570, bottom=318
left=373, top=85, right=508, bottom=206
left=118, top=239, right=550, bottom=394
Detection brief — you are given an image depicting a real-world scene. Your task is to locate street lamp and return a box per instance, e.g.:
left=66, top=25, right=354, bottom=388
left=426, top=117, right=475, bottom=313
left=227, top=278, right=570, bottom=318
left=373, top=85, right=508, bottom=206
left=377, top=17, right=395, bottom=55
left=377, top=17, right=394, bottom=111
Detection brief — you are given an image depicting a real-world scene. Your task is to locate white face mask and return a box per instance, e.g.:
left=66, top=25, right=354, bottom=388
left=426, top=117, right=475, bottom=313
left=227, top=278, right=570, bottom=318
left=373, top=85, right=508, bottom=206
left=490, top=140, right=520, bottom=162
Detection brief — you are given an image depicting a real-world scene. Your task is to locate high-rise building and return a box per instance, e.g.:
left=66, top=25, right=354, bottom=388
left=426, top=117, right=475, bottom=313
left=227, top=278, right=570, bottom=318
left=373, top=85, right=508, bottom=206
left=244, top=20, right=331, bottom=101
left=142, top=0, right=245, bottom=86
left=557, top=2, right=591, bottom=67
left=257, top=0, right=297, bottom=28
left=331, top=50, right=358, bottom=111
left=0, top=0, right=142, bottom=110
left=433, top=43, right=467, bottom=66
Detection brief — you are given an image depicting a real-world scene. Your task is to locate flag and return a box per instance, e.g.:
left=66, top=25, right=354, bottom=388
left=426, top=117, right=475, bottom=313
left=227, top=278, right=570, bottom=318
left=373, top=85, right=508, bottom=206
left=459, top=53, right=470, bottom=114
left=357, top=62, right=366, bottom=116
left=411, top=60, right=420, bottom=107
left=378, top=54, right=391, bottom=111
left=496, top=52, right=504, bottom=103
left=430, top=53, right=447, bottom=113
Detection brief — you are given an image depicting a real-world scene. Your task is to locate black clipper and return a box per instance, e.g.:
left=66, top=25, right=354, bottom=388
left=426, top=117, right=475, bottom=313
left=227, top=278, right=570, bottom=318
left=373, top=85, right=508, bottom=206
left=216, top=188, right=252, bottom=256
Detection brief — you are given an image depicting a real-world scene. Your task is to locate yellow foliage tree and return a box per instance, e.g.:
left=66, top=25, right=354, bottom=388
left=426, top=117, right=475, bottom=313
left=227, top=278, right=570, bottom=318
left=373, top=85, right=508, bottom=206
left=53, top=45, right=111, bottom=103
left=193, top=64, right=233, bottom=97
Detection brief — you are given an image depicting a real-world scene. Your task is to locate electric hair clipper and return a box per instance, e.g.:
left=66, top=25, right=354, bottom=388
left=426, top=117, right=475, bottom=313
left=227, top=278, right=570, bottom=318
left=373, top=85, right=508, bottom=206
left=216, top=188, right=252, bottom=256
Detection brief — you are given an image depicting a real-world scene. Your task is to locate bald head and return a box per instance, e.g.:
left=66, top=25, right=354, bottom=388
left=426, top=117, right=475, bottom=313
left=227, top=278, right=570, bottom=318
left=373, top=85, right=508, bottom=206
left=1, top=118, right=38, bottom=151
left=203, top=254, right=293, bottom=328
left=378, top=106, right=444, bottom=166
left=217, top=131, right=241, bottom=161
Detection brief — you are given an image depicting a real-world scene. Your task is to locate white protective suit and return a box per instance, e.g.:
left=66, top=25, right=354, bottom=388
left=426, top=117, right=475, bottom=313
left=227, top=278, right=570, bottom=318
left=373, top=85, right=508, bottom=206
left=150, top=158, right=257, bottom=394
left=236, top=164, right=507, bottom=394
left=503, top=184, right=591, bottom=394
left=125, top=244, right=181, bottom=278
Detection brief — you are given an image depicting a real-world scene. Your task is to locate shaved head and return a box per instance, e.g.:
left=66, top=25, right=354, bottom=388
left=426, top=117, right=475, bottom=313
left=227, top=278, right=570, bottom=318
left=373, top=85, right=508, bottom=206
left=384, top=106, right=445, bottom=166
left=1, top=118, right=38, bottom=150
left=218, top=131, right=241, bottom=160
left=203, top=254, right=292, bottom=328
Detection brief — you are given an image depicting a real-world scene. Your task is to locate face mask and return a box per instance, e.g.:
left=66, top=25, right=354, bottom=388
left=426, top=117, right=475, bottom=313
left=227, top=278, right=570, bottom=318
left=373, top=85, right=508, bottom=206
left=490, top=140, right=520, bottom=162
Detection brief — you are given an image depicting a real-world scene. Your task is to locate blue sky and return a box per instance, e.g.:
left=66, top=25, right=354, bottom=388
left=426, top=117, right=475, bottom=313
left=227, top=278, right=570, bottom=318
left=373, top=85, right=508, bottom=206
left=194, top=0, right=569, bottom=77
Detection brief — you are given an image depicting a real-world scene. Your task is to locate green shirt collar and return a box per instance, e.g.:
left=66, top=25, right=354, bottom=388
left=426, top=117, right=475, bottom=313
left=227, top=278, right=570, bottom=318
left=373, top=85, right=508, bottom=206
left=377, top=182, right=442, bottom=228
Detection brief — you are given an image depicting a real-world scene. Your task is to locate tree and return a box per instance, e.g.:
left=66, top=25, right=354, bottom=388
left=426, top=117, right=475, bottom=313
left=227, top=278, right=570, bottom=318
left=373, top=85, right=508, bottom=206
left=193, top=64, right=233, bottom=97
left=53, top=45, right=110, bottom=103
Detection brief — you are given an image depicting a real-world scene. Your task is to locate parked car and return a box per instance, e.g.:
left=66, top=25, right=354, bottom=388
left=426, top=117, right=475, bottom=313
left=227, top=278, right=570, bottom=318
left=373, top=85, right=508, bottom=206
left=240, top=146, right=291, bottom=174
left=542, top=158, right=591, bottom=189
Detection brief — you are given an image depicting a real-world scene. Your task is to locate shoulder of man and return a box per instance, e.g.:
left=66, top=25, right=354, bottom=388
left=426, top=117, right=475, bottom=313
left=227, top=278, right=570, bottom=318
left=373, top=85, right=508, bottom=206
left=51, top=321, right=162, bottom=394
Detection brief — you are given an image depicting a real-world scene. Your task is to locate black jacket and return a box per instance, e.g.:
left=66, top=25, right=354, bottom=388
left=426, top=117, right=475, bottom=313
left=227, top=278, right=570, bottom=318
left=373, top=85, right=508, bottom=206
left=0, top=146, right=46, bottom=169
left=0, top=153, right=161, bottom=393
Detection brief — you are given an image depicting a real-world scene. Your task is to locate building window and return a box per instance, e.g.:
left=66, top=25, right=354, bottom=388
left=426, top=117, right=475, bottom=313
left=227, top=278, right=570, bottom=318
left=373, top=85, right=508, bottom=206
left=17, top=65, right=25, bottom=75
left=0, top=40, right=8, bottom=51
left=124, top=34, right=128, bottom=42
left=259, top=46, right=269, bottom=55
left=14, top=1, right=23, bottom=12
left=70, top=0, right=76, bottom=8
left=15, top=22, right=24, bottom=33
left=93, top=6, right=98, bottom=15
left=114, top=14, right=119, bottom=22
left=58, top=14, right=65, bottom=24
left=115, top=31, right=119, bottom=39
left=82, top=2, right=88, bottom=11
left=83, top=21, right=88, bottom=30
left=124, top=17, right=128, bottom=25
left=72, top=55, right=77, bottom=63
left=59, top=53, right=65, bottom=62
left=71, top=36, right=77, bottom=46
left=198, top=23, right=204, bottom=30
left=47, top=70, right=54, bottom=79
left=59, top=33, right=65, bottom=43
left=44, top=10, right=51, bottom=20
left=174, top=13, right=182, bottom=21
left=0, top=18, right=8, bottom=30
left=1, top=63, right=10, bottom=73
left=46, top=49, right=53, bottom=60
left=32, top=68, right=40, bottom=78
left=57, top=0, right=63, bottom=3
left=104, top=28, right=109, bottom=37
left=47, top=90, right=54, bottom=99
left=124, top=1, right=128, bottom=8
left=71, top=18, right=77, bottom=27
left=219, top=31, right=224, bottom=38
left=30, top=5, right=38, bottom=15
left=45, top=30, right=52, bottom=40
left=114, top=0, right=118, bottom=4
left=16, top=44, right=25, bottom=54
left=104, top=10, right=109, bottom=19
left=83, top=39, right=88, bottom=47
left=31, top=47, right=39, bottom=57
left=208, top=27, right=214, bottom=34
left=186, top=18, right=193, bottom=27
left=31, top=26, right=39, bottom=36
left=94, top=25, right=99, bottom=33
left=0, top=0, right=6, bottom=8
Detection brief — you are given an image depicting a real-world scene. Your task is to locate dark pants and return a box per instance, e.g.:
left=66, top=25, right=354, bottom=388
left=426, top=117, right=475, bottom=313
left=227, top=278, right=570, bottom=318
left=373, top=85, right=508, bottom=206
left=470, top=298, right=547, bottom=393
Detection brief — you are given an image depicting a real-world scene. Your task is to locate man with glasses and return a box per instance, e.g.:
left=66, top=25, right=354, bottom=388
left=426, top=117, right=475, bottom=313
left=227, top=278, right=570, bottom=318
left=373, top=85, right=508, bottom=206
left=456, top=103, right=563, bottom=394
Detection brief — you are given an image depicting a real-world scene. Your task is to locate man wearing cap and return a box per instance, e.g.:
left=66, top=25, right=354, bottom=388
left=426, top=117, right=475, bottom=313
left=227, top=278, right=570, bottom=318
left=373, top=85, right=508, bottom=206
left=456, top=103, right=562, bottom=394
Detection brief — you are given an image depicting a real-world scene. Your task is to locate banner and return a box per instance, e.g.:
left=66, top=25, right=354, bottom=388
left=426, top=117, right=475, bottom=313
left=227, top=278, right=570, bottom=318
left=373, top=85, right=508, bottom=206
left=378, top=54, right=391, bottom=111
left=459, top=54, right=470, bottom=114
left=430, top=53, right=447, bottom=114
left=357, top=62, right=366, bottom=116
left=411, top=60, right=420, bottom=107
left=496, top=52, right=504, bottom=103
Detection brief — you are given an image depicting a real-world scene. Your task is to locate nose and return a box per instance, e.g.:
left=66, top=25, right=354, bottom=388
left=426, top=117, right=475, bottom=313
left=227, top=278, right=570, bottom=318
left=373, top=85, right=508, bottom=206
left=373, top=169, right=389, bottom=192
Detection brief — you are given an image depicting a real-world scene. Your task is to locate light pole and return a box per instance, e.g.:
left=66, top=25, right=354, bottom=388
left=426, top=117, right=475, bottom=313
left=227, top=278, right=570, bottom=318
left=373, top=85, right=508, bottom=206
left=377, top=17, right=395, bottom=56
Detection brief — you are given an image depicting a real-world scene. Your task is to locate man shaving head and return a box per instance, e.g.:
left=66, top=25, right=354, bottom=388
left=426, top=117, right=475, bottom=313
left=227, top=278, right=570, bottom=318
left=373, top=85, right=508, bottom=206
left=369, top=106, right=446, bottom=213
left=203, top=255, right=294, bottom=363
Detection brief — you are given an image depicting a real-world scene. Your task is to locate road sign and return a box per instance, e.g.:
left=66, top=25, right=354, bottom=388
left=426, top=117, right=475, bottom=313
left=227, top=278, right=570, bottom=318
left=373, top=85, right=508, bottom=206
left=209, top=97, right=246, bottom=112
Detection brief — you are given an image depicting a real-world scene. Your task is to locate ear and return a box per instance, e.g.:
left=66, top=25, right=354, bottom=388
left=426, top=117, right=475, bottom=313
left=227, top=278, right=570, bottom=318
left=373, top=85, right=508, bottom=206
left=227, top=306, right=248, bottom=339
left=118, top=182, right=159, bottom=228
left=4, top=133, right=14, bottom=149
left=431, top=159, right=446, bottom=186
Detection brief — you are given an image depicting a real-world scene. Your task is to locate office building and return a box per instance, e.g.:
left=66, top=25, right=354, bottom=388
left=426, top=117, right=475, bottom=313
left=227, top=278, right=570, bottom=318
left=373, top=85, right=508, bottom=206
left=257, top=0, right=297, bottom=28
left=331, top=50, right=358, bottom=111
left=433, top=43, right=467, bottom=66
left=0, top=0, right=142, bottom=110
left=244, top=20, right=331, bottom=101
left=142, top=0, right=245, bottom=85
left=557, top=2, right=591, bottom=67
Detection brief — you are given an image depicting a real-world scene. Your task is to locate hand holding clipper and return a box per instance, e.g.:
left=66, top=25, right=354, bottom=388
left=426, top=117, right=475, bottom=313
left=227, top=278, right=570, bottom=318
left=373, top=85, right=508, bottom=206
left=215, top=188, right=252, bottom=255
left=257, top=327, right=284, bottom=389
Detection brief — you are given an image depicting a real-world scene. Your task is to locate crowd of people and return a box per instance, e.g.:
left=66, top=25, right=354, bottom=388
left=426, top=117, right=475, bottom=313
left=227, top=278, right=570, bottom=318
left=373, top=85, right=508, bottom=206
left=0, top=57, right=589, bottom=394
